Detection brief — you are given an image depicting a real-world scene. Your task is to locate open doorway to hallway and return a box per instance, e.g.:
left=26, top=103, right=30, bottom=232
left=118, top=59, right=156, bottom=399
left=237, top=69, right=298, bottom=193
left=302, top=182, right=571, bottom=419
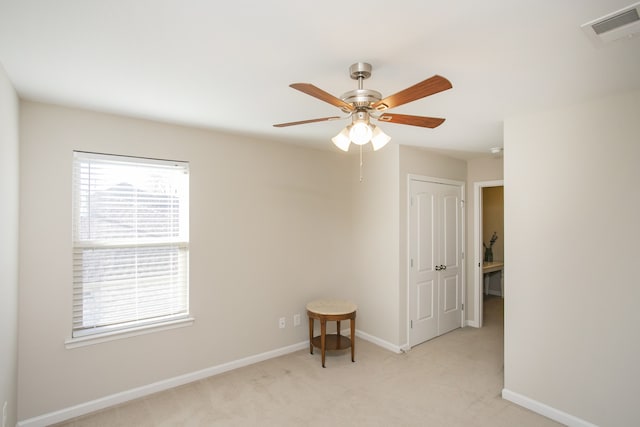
left=473, top=180, right=504, bottom=327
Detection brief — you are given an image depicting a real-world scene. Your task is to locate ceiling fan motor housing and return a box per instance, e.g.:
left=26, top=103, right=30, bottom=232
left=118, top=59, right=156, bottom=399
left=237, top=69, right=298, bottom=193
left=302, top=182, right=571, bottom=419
left=349, top=62, right=372, bottom=80
left=341, top=63, right=381, bottom=111
left=340, top=89, right=382, bottom=110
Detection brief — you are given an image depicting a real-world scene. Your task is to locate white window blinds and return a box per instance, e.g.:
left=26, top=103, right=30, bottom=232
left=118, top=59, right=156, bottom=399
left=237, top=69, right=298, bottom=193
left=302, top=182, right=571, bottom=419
left=72, top=151, right=189, bottom=338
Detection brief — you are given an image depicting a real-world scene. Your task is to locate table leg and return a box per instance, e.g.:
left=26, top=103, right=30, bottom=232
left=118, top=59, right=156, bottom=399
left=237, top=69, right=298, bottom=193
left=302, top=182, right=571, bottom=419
left=350, top=317, right=355, bottom=362
left=308, top=316, right=314, bottom=355
left=484, top=273, right=489, bottom=296
left=320, top=319, right=326, bottom=368
left=336, top=320, right=341, bottom=349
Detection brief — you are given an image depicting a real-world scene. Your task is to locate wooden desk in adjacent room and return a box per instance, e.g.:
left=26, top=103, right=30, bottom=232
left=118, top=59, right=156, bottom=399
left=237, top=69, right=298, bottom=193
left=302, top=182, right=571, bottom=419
left=483, top=261, right=504, bottom=297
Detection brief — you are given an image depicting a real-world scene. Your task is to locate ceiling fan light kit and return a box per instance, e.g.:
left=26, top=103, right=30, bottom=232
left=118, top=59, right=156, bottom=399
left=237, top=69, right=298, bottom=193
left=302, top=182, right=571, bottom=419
left=331, top=127, right=351, bottom=151
left=348, top=121, right=372, bottom=145
left=370, top=125, right=392, bottom=151
left=274, top=62, right=452, bottom=153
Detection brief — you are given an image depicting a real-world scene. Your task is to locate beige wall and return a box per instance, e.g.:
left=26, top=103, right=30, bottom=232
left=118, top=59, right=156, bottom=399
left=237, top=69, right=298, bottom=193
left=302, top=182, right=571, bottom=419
left=349, top=146, right=400, bottom=345
left=17, top=101, right=354, bottom=419
left=16, top=100, right=477, bottom=420
left=465, top=157, right=503, bottom=321
left=345, top=144, right=471, bottom=348
left=504, top=90, right=640, bottom=426
left=398, top=145, right=467, bottom=346
left=0, top=63, right=19, bottom=427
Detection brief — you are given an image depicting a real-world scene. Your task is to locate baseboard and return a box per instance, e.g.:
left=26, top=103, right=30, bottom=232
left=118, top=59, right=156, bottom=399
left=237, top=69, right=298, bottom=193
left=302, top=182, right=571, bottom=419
left=17, top=341, right=308, bottom=427
left=466, top=319, right=480, bottom=327
left=20, top=330, right=404, bottom=427
left=502, top=388, right=599, bottom=427
left=341, top=328, right=403, bottom=354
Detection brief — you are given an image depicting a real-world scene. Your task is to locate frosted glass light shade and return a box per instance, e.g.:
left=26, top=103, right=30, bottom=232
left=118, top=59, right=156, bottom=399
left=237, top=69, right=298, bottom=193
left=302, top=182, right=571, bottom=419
left=371, top=126, right=391, bottom=151
left=331, top=127, right=351, bottom=151
left=349, top=121, right=373, bottom=145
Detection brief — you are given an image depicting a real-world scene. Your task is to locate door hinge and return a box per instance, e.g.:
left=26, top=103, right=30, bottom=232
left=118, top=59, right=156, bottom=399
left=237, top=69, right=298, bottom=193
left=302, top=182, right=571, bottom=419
left=462, top=251, right=465, bottom=260
left=410, top=196, right=414, bottom=207
left=462, top=303, right=464, bottom=311
left=410, top=320, right=413, bottom=329
left=460, top=200, right=465, bottom=209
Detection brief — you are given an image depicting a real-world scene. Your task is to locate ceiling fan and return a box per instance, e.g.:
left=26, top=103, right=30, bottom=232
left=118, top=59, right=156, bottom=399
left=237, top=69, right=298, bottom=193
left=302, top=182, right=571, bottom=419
left=273, top=62, right=452, bottom=151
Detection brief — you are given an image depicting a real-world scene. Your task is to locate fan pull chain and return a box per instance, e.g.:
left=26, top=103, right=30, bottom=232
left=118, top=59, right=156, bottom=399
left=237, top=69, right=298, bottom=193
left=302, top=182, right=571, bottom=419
left=359, top=144, right=363, bottom=183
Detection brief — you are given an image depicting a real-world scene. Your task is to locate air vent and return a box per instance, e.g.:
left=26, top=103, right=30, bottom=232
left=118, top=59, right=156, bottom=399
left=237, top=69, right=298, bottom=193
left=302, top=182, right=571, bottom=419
left=581, top=2, right=640, bottom=46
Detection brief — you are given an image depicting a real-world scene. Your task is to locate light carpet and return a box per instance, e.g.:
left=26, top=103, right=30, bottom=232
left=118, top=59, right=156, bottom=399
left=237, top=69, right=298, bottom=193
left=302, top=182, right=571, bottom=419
left=54, top=296, right=560, bottom=426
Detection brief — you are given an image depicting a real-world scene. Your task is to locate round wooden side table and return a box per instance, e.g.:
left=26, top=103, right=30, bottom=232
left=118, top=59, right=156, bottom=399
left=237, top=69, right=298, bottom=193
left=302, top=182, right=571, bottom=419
left=306, top=299, right=357, bottom=368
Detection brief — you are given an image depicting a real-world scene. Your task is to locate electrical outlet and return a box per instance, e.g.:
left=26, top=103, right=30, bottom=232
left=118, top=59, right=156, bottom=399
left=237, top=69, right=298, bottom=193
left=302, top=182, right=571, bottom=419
left=278, top=317, right=286, bottom=329
left=293, top=313, right=301, bottom=327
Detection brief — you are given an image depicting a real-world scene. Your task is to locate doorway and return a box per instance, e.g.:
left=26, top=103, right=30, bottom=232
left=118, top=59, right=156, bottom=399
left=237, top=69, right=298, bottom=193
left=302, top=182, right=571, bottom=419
left=473, top=180, right=504, bottom=327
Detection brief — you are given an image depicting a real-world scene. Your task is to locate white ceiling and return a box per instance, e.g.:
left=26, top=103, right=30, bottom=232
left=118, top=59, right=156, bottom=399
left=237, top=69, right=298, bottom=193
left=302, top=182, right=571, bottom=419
left=1, top=0, right=639, bottom=159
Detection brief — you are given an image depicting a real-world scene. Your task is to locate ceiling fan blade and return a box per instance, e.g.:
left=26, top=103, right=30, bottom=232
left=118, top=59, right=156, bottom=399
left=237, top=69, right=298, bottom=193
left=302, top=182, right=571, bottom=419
left=377, top=113, right=446, bottom=128
left=273, top=116, right=341, bottom=127
left=372, top=75, right=452, bottom=111
left=290, top=83, right=355, bottom=112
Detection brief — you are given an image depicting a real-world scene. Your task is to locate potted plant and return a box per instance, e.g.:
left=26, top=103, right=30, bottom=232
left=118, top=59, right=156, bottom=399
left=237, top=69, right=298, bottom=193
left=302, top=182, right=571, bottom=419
left=483, top=232, right=498, bottom=262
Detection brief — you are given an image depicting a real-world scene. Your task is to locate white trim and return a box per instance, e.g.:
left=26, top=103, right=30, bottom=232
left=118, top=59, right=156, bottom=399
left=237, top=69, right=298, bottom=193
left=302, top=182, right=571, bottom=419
left=21, top=329, right=406, bottom=427
left=459, top=181, right=466, bottom=335
left=465, top=319, right=480, bottom=327
left=407, top=173, right=465, bottom=187
left=473, top=180, right=504, bottom=328
left=18, top=341, right=308, bottom=427
left=502, top=389, right=599, bottom=427
left=65, top=317, right=195, bottom=349
left=343, top=328, right=404, bottom=354
left=405, top=175, right=413, bottom=350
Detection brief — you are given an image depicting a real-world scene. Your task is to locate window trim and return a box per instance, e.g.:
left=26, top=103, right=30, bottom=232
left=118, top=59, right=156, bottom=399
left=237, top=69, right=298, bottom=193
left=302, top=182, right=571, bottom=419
left=70, top=151, right=191, bottom=345
left=65, top=316, right=194, bottom=349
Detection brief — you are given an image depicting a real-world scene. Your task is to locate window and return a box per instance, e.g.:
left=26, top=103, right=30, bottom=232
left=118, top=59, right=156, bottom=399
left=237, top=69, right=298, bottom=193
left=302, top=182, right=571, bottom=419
left=71, top=151, right=189, bottom=339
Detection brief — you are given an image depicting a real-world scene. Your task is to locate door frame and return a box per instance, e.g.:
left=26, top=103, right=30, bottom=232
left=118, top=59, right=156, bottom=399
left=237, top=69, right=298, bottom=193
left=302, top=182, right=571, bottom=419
left=406, top=174, right=466, bottom=349
left=472, top=180, right=504, bottom=328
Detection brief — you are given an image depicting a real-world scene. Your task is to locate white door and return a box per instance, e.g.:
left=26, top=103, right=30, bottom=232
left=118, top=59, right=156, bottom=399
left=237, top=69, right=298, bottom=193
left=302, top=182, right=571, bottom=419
left=437, top=188, right=463, bottom=335
left=409, top=185, right=438, bottom=344
left=409, top=179, right=463, bottom=347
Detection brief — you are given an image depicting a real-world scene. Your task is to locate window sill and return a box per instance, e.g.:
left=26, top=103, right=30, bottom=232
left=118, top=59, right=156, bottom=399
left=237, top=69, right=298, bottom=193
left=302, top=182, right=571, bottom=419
left=65, top=317, right=195, bottom=349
